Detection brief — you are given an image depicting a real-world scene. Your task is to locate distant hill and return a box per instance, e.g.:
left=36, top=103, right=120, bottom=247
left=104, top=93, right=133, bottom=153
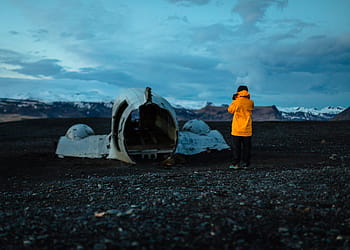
left=175, top=105, right=282, bottom=121
left=0, top=98, right=345, bottom=122
left=175, top=105, right=231, bottom=121
left=331, top=107, right=350, bottom=120
left=0, top=99, right=112, bottom=122
left=252, top=106, right=282, bottom=121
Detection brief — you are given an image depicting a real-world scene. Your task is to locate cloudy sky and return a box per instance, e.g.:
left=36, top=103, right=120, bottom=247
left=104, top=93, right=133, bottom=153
left=0, top=0, right=349, bottom=108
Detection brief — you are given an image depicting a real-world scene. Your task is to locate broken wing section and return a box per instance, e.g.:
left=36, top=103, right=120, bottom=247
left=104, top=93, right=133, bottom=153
left=175, top=119, right=230, bottom=155
left=55, top=124, right=110, bottom=158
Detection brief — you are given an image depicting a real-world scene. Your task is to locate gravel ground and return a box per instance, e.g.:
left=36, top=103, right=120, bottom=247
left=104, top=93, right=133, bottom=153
left=0, top=118, right=350, bottom=249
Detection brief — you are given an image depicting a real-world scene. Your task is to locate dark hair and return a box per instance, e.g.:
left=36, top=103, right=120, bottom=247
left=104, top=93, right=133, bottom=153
left=237, top=85, right=248, bottom=92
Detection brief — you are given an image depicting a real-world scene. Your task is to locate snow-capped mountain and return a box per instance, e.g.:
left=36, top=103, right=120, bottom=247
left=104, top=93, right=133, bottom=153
left=277, top=106, right=346, bottom=121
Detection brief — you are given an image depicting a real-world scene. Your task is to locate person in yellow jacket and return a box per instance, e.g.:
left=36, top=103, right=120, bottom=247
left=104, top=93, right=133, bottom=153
left=227, top=85, right=254, bottom=169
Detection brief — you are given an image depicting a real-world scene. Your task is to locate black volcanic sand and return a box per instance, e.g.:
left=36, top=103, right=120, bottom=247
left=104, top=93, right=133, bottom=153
left=1, top=118, right=350, bottom=249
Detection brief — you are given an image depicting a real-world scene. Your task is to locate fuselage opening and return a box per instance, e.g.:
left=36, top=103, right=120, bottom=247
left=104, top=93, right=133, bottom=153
left=124, top=103, right=177, bottom=159
left=124, top=103, right=177, bottom=160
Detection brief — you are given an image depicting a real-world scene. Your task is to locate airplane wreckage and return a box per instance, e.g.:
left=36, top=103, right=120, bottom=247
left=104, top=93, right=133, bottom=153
left=56, top=87, right=229, bottom=164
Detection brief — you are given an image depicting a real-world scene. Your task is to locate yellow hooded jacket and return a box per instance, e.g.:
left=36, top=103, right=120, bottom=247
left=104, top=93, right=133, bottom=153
left=228, top=90, right=254, bottom=136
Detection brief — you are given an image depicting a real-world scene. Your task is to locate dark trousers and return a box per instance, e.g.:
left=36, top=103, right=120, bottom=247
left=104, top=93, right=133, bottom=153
left=232, top=136, right=252, bottom=165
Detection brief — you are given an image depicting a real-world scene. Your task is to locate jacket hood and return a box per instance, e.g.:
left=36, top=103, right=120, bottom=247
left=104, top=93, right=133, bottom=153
left=237, top=90, right=250, bottom=98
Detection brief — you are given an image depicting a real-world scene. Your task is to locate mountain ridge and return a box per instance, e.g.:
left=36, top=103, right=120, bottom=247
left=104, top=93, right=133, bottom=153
left=0, top=98, right=347, bottom=123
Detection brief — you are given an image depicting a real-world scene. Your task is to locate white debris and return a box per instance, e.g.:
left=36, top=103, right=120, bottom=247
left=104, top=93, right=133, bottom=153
left=65, top=124, right=95, bottom=140
left=182, top=119, right=210, bottom=135
left=175, top=120, right=229, bottom=155
left=56, top=132, right=110, bottom=158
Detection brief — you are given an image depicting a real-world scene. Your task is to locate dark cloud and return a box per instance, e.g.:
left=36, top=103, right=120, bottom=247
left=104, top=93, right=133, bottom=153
left=233, top=0, right=288, bottom=30
left=267, top=19, right=316, bottom=41
left=284, top=36, right=350, bottom=74
left=277, top=19, right=316, bottom=30
left=0, top=49, right=23, bottom=62
left=14, top=59, right=63, bottom=77
left=0, top=48, right=140, bottom=85
left=62, top=67, right=142, bottom=87
left=9, top=30, right=20, bottom=35
left=235, top=34, right=350, bottom=81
